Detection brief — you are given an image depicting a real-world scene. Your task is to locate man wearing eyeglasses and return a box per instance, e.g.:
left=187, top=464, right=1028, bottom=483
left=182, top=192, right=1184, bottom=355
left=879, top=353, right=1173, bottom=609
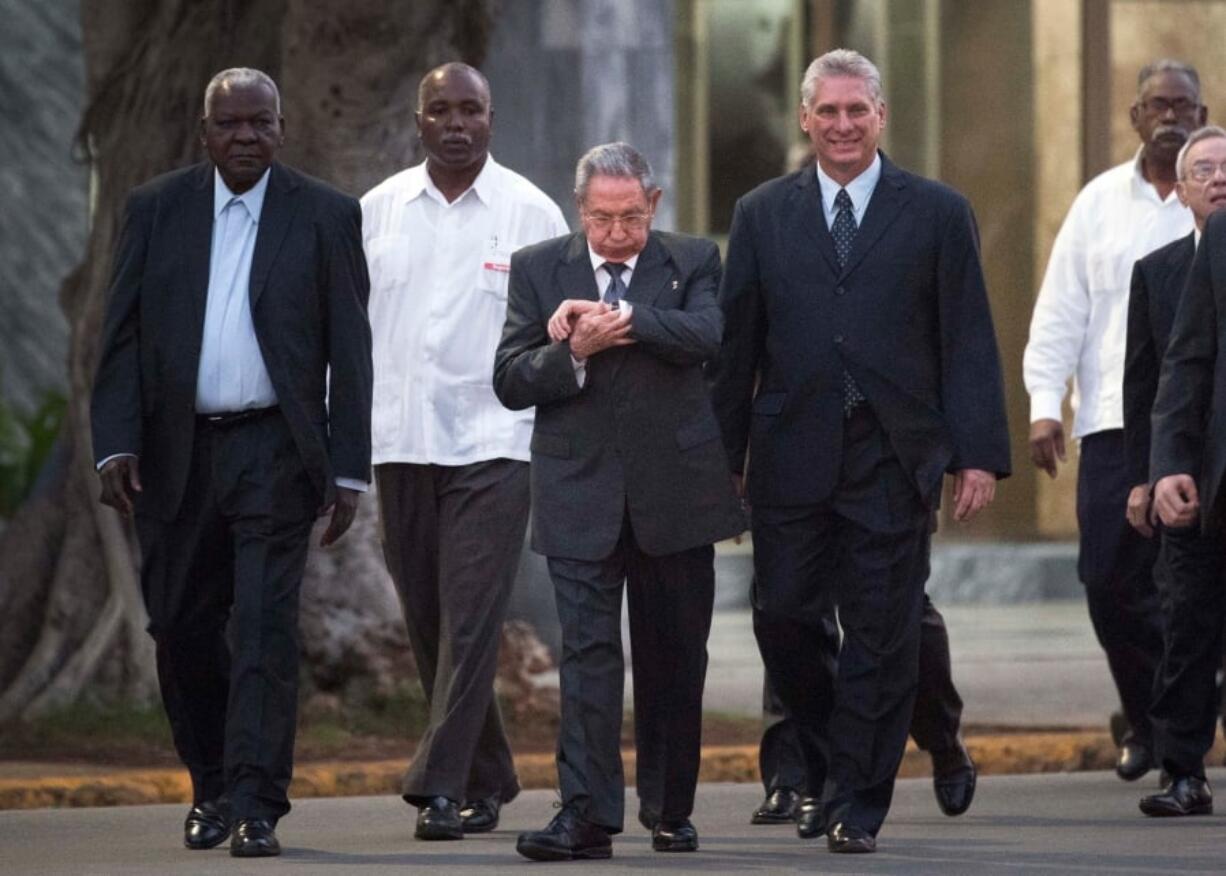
left=1127, top=125, right=1226, bottom=818
left=494, top=141, right=745, bottom=861
left=1025, top=59, right=1206, bottom=784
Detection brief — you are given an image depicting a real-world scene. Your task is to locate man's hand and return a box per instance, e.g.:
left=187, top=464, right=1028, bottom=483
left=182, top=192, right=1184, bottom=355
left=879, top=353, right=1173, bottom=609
left=1125, top=483, right=1155, bottom=537
left=98, top=456, right=142, bottom=517
left=569, top=307, right=635, bottom=360
left=1028, top=418, right=1066, bottom=478
left=548, top=299, right=609, bottom=342
left=952, top=468, right=996, bottom=522
left=1154, top=474, right=1200, bottom=529
left=319, top=487, right=360, bottom=547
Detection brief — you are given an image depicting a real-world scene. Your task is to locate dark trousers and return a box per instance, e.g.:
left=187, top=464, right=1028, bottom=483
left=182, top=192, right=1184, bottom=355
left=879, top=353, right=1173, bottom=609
left=376, top=459, right=528, bottom=806
left=1076, top=430, right=1162, bottom=748
left=1150, top=523, right=1226, bottom=777
left=547, top=523, right=715, bottom=832
left=136, top=411, right=316, bottom=822
left=758, top=594, right=963, bottom=794
left=753, top=407, right=931, bottom=836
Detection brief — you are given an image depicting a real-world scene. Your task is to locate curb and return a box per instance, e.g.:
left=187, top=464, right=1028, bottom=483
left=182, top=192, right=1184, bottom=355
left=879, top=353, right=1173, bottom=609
left=0, top=730, right=1171, bottom=811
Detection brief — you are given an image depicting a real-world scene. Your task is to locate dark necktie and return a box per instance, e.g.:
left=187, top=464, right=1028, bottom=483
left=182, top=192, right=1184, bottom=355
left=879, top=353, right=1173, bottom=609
left=603, top=261, right=628, bottom=306
left=832, top=188, right=866, bottom=415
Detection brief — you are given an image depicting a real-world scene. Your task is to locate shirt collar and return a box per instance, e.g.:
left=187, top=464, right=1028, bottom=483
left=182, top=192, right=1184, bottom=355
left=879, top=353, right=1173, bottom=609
left=815, top=151, right=882, bottom=215
left=409, top=155, right=499, bottom=207
left=1130, top=146, right=1181, bottom=205
left=588, top=244, right=640, bottom=274
left=214, top=167, right=271, bottom=221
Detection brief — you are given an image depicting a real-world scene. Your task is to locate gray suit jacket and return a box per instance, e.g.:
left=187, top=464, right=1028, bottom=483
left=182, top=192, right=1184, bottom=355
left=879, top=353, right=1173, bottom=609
left=493, top=230, right=746, bottom=561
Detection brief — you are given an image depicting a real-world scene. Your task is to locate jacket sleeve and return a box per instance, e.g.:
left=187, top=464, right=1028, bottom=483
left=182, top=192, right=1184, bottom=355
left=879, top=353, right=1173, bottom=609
left=707, top=199, right=766, bottom=475
left=1123, top=261, right=1158, bottom=487
left=627, top=242, right=724, bottom=365
left=91, top=190, right=150, bottom=464
left=1152, top=226, right=1218, bottom=483
left=493, top=249, right=584, bottom=412
left=936, top=197, right=1011, bottom=478
left=324, top=197, right=373, bottom=483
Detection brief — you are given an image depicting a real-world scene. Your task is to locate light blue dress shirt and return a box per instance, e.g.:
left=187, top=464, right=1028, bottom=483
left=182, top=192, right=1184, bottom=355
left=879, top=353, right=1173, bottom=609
left=195, top=169, right=277, bottom=414
left=815, top=151, right=882, bottom=230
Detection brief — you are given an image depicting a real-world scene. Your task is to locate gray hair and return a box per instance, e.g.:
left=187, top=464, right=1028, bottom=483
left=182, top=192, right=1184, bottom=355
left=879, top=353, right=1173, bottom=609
left=203, top=67, right=281, bottom=116
left=1176, top=125, right=1226, bottom=179
left=801, top=49, right=883, bottom=109
left=574, top=142, right=657, bottom=201
left=1137, top=59, right=1200, bottom=97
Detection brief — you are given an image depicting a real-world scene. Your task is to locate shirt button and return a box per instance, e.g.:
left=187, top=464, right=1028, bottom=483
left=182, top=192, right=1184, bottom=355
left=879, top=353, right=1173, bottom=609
left=834, top=334, right=844, bottom=344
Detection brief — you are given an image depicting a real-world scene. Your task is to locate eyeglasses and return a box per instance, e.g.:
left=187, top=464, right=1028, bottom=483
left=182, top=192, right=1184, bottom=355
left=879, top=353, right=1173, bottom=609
left=583, top=212, right=651, bottom=232
left=1139, top=96, right=1201, bottom=116
left=1187, top=160, right=1226, bottom=182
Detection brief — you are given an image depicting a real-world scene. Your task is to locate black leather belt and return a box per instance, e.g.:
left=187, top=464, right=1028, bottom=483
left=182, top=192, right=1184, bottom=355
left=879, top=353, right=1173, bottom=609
left=197, top=406, right=278, bottom=428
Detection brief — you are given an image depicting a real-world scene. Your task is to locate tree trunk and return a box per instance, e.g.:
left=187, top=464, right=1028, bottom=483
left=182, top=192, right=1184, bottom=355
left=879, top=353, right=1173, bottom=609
left=0, top=0, right=501, bottom=724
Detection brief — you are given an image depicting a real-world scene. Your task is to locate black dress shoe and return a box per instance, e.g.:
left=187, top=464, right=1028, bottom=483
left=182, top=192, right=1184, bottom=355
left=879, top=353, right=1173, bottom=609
left=652, top=819, right=698, bottom=852
left=415, top=796, right=463, bottom=841
left=795, top=796, right=825, bottom=839
left=230, top=818, right=280, bottom=857
left=1116, top=740, right=1153, bottom=782
left=932, top=741, right=977, bottom=816
left=516, top=806, right=612, bottom=861
left=751, top=787, right=800, bottom=824
left=1139, top=775, right=1213, bottom=817
left=459, top=796, right=500, bottom=833
left=184, top=800, right=231, bottom=850
left=827, top=822, right=875, bottom=854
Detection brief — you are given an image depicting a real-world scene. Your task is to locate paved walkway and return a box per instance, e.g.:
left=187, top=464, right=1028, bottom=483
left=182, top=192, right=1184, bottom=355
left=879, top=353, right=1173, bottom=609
left=3, top=770, right=1221, bottom=875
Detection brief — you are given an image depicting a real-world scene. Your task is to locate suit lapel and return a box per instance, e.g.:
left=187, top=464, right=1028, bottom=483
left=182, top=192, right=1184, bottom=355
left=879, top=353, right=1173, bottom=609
left=791, top=167, right=840, bottom=276
left=841, top=156, right=910, bottom=278
left=249, top=162, right=299, bottom=310
left=624, top=233, right=672, bottom=307
left=557, top=232, right=600, bottom=303
left=182, top=163, right=215, bottom=371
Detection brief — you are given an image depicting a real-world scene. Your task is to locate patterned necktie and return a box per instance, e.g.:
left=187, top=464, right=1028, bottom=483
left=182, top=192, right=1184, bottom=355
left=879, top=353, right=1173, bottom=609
left=832, top=188, right=866, bottom=415
left=603, top=261, right=628, bottom=306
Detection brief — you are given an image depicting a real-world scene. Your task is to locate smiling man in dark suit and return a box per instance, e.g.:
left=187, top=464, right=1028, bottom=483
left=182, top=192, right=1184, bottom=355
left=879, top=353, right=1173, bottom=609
left=1131, top=126, right=1226, bottom=818
left=710, top=49, right=1009, bottom=853
left=495, top=141, right=745, bottom=861
left=90, top=68, right=371, bottom=858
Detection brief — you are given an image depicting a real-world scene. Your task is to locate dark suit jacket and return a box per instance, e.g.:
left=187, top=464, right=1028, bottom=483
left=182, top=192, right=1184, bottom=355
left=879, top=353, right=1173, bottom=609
left=1152, top=212, right=1226, bottom=529
left=709, top=154, right=1010, bottom=508
left=1124, top=232, right=1195, bottom=487
left=91, top=161, right=372, bottom=521
left=493, top=230, right=746, bottom=561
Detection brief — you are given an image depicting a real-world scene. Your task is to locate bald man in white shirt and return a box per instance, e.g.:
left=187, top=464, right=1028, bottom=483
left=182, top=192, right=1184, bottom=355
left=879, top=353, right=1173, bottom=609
left=360, top=63, right=567, bottom=841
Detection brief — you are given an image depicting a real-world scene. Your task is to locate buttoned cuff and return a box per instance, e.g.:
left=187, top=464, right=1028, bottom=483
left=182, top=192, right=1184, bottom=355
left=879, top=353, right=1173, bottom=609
left=571, top=354, right=587, bottom=389
left=335, top=477, right=369, bottom=493
left=1029, top=389, right=1065, bottom=424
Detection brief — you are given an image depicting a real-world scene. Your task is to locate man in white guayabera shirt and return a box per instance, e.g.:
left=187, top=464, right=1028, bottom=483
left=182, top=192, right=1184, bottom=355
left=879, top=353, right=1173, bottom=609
left=360, top=62, right=567, bottom=842
left=1023, top=59, right=1206, bottom=784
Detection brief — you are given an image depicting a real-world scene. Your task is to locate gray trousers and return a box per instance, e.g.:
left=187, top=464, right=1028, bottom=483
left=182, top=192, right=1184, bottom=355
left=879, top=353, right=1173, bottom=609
left=376, top=459, right=529, bottom=806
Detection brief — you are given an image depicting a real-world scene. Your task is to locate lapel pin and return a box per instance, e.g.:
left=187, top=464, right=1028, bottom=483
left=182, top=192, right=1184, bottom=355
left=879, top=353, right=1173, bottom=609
left=672, top=279, right=679, bottom=289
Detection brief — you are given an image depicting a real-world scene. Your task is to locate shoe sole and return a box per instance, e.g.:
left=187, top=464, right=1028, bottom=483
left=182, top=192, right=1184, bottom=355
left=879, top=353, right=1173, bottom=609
left=1139, top=801, right=1212, bottom=817
left=828, top=842, right=876, bottom=854
left=185, top=831, right=231, bottom=851
left=516, top=841, right=612, bottom=861
left=230, top=846, right=281, bottom=858
left=751, top=812, right=796, bottom=825
left=652, top=841, right=698, bottom=852
left=415, top=828, right=464, bottom=841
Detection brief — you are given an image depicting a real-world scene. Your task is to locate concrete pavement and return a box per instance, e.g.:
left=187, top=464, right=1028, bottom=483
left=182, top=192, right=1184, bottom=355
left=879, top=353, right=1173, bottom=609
left=3, top=770, right=1222, bottom=874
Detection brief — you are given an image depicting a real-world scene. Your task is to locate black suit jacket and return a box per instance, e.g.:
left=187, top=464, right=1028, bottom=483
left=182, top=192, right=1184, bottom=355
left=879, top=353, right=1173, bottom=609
left=709, top=155, right=1010, bottom=508
left=91, top=161, right=372, bottom=521
left=1152, top=212, right=1226, bottom=529
left=493, top=230, right=746, bottom=561
left=1123, top=232, right=1195, bottom=487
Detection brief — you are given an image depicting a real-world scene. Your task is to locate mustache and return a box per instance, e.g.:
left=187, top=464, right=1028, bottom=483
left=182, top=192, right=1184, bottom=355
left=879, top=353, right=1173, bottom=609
left=1153, top=125, right=1187, bottom=140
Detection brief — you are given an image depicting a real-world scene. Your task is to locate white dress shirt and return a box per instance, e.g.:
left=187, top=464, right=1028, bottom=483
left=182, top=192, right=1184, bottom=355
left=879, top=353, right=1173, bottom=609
left=361, top=156, right=568, bottom=465
left=570, top=248, right=639, bottom=387
left=196, top=169, right=276, bottom=414
left=1024, top=149, right=1193, bottom=438
left=815, top=151, right=882, bottom=228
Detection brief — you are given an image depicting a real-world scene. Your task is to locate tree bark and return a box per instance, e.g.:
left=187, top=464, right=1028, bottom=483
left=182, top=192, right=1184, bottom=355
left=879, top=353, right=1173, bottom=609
left=0, top=0, right=505, bottom=724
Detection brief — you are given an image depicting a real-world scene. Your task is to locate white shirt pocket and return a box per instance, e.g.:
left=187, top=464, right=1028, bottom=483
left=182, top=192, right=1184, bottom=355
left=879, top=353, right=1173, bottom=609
left=477, top=247, right=512, bottom=300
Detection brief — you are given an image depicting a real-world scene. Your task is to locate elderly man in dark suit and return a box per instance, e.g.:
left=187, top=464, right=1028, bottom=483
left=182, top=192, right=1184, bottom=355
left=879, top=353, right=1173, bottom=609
left=1138, top=126, right=1226, bottom=818
left=710, top=49, right=1010, bottom=854
left=494, top=141, right=744, bottom=862
left=90, top=68, right=371, bottom=858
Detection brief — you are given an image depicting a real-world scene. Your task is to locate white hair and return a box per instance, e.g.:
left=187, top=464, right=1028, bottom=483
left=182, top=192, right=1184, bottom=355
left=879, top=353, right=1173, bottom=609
left=574, top=142, right=657, bottom=201
left=1176, top=125, right=1226, bottom=179
left=801, top=49, right=883, bottom=108
left=203, top=67, right=281, bottom=116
